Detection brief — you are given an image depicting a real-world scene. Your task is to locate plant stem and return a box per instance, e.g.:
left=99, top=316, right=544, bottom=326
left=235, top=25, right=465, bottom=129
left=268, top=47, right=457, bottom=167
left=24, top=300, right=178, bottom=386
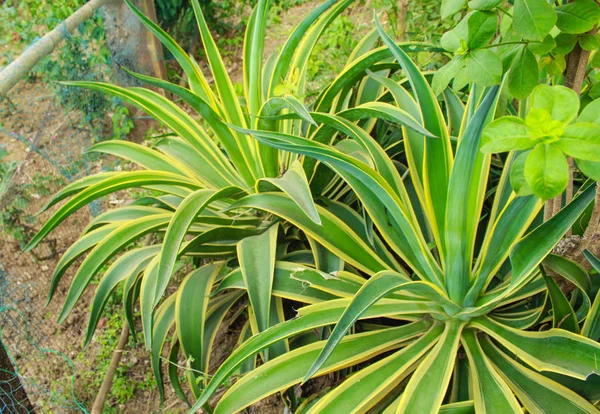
left=583, top=182, right=600, bottom=243
left=564, top=43, right=591, bottom=94
left=566, top=158, right=574, bottom=235
left=479, top=41, right=529, bottom=49
left=546, top=29, right=593, bottom=222
left=0, top=0, right=111, bottom=97
left=397, top=0, right=408, bottom=42
left=91, top=321, right=130, bottom=414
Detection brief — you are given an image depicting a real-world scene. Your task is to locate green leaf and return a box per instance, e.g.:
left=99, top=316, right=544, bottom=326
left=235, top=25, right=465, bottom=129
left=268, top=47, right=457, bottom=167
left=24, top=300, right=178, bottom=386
left=508, top=47, right=539, bottom=99
left=442, top=0, right=467, bottom=18
left=238, top=224, right=279, bottom=335
left=578, top=99, right=600, bottom=125
left=545, top=55, right=567, bottom=76
left=59, top=214, right=171, bottom=324
left=466, top=50, right=502, bottom=86
left=468, top=0, right=503, bottom=10
left=513, top=0, right=557, bottom=42
left=590, top=82, right=600, bottom=99
left=441, top=28, right=463, bottom=53
left=524, top=144, right=569, bottom=200
left=190, top=302, right=426, bottom=412
left=460, top=330, right=522, bottom=413
left=556, top=0, right=600, bottom=34
left=243, top=0, right=268, bottom=117
left=308, top=324, right=444, bottom=413
left=303, top=271, right=455, bottom=382
left=123, top=0, right=208, bottom=97
left=465, top=184, right=594, bottom=315
left=230, top=131, right=442, bottom=284
left=151, top=293, right=177, bottom=402
left=166, top=337, right=189, bottom=406
left=541, top=266, right=579, bottom=332
left=473, top=316, right=600, bottom=380
left=481, top=117, right=534, bottom=153
left=508, top=183, right=594, bottom=285
left=48, top=223, right=119, bottom=305
left=510, top=151, right=533, bottom=196
left=176, top=263, right=222, bottom=373
left=267, top=0, right=339, bottom=96
left=555, top=123, right=600, bottom=162
left=85, top=245, right=159, bottom=347
left=576, top=159, right=600, bottom=180
left=579, top=33, right=600, bottom=51
left=397, top=321, right=466, bottom=413
left=544, top=253, right=591, bottom=294
left=543, top=253, right=591, bottom=323
left=554, top=33, right=578, bottom=55
left=219, top=262, right=338, bottom=303
left=467, top=11, right=497, bottom=49
left=525, top=108, right=566, bottom=140
left=25, top=171, right=199, bottom=252
left=432, top=56, right=467, bottom=95
left=530, top=84, right=580, bottom=124
left=582, top=250, right=600, bottom=340
left=83, top=206, right=168, bottom=234
left=481, top=336, right=599, bottom=413
left=119, top=67, right=256, bottom=184
left=215, top=321, right=432, bottom=413
left=337, top=101, right=438, bottom=138
left=445, top=86, right=500, bottom=302
left=375, top=17, right=452, bottom=250
left=37, top=172, right=117, bottom=214
left=154, top=187, right=243, bottom=327
left=191, top=0, right=246, bottom=129
left=527, top=35, right=556, bottom=55
left=257, top=160, right=321, bottom=224
left=228, top=193, right=391, bottom=274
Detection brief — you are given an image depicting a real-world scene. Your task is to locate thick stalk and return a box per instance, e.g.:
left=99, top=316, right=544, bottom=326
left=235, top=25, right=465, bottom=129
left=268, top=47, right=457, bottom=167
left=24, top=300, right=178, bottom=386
left=583, top=183, right=600, bottom=244
left=0, top=0, right=111, bottom=97
left=397, top=0, right=408, bottom=41
left=563, top=43, right=591, bottom=94
left=566, top=158, right=574, bottom=235
left=545, top=37, right=592, bottom=221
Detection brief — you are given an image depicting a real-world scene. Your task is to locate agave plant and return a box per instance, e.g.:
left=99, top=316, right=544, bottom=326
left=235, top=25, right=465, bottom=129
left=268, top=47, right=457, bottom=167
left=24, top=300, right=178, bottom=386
left=189, top=20, right=600, bottom=413
left=24, top=0, right=444, bottom=406
left=22, top=0, right=348, bottom=401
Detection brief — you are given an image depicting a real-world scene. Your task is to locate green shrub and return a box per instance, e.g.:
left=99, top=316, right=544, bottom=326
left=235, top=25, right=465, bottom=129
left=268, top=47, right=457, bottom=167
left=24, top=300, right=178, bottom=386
left=28, top=0, right=600, bottom=412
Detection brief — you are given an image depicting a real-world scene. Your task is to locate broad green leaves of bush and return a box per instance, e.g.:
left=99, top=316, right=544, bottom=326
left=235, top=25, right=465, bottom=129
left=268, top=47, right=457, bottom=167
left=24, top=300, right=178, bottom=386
left=435, top=0, right=600, bottom=99
left=482, top=85, right=600, bottom=199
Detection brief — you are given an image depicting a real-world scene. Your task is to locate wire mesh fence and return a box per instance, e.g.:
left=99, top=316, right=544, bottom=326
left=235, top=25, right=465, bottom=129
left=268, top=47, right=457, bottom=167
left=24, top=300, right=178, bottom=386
left=0, top=2, right=144, bottom=411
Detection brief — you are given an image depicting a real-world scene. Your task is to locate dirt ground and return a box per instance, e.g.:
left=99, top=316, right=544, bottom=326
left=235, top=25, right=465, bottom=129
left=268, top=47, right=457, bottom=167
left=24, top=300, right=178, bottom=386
left=0, top=1, right=373, bottom=412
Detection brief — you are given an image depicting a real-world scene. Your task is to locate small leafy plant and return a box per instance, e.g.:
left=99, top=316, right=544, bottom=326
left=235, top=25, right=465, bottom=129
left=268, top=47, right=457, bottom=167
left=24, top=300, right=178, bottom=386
left=434, top=0, right=600, bottom=99
left=482, top=85, right=600, bottom=199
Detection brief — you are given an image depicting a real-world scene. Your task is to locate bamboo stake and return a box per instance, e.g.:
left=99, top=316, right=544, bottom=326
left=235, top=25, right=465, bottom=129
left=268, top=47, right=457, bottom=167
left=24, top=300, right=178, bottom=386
left=0, top=0, right=111, bottom=97
left=90, top=321, right=130, bottom=414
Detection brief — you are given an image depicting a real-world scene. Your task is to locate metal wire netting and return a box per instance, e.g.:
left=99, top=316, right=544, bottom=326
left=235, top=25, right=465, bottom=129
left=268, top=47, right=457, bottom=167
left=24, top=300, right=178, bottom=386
left=0, top=4, right=133, bottom=411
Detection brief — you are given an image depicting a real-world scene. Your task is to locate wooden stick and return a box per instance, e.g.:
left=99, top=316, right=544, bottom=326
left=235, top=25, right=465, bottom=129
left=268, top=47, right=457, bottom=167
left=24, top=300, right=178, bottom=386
left=90, top=322, right=130, bottom=414
left=0, top=0, right=111, bottom=97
